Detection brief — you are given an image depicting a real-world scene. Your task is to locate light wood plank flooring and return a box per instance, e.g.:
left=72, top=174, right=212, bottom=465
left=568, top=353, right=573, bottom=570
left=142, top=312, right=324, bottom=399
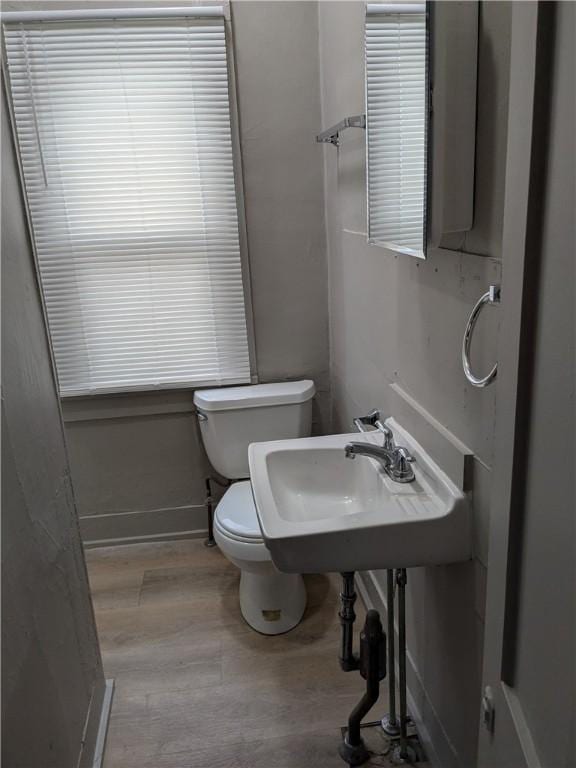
left=86, top=540, right=398, bottom=768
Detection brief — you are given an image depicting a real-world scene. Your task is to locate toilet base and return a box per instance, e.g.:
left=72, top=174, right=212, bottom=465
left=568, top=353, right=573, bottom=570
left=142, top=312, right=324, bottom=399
left=239, top=568, right=306, bottom=635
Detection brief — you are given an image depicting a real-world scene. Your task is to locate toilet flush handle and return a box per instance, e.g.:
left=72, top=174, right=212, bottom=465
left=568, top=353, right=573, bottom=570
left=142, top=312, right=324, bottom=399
left=196, top=409, right=208, bottom=422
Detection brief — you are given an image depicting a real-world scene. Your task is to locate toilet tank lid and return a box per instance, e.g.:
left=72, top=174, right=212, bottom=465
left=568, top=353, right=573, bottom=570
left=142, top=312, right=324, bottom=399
left=194, top=380, right=315, bottom=411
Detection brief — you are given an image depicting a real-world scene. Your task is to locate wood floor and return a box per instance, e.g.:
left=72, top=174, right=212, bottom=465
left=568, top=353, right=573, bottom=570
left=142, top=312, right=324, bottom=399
left=86, top=540, right=396, bottom=768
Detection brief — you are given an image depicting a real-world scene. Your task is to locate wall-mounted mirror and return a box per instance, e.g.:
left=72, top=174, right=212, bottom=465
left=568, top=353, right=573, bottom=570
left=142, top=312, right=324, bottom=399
left=365, top=2, right=479, bottom=259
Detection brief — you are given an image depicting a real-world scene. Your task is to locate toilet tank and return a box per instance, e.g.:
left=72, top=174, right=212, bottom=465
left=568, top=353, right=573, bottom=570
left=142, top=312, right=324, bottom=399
left=194, top=380, right=315, bottom=479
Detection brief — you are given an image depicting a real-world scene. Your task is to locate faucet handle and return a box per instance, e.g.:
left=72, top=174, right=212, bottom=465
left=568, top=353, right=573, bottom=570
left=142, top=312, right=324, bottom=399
left=375, top=420, right=395, bottom=450
left=396, top=446, right=414, bottom=462
left=390, top=447, right=416, bottom=483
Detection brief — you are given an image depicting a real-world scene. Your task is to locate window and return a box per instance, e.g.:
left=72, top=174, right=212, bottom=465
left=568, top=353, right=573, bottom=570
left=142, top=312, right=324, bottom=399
left=3, top=9, right=252, bottom=395
left=365, top=3, right=428, bottom=257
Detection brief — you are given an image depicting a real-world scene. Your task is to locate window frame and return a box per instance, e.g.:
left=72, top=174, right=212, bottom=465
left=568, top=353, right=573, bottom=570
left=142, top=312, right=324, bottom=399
left=1, top=4, right=258, bottom=397
left=222, top=6, right=258, bottom=386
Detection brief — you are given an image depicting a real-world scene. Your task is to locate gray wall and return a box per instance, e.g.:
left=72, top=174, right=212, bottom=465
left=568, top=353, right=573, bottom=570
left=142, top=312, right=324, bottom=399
left=1, top=86, right=105, bottom=768
left=317, top=2, right=511, bottom=766
left=31, top=1, right=330, bottom=545
left=231, top=1, right=329, bottom=412
left=511, top=3, right=574, bottom=762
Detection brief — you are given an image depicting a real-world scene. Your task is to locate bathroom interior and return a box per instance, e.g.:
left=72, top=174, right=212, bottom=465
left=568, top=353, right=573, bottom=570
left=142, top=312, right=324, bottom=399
left=2, top=1, right=574, bottom=767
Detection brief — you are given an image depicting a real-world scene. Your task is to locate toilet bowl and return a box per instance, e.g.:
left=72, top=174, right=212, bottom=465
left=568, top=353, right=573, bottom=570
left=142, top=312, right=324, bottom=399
left=194, top=380, right=315, bottom=635
left=213, top=481, right=306, bottom=634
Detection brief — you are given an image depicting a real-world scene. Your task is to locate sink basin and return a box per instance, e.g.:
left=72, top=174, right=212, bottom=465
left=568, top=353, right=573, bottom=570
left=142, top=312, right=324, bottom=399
left=248, top=419, right=472, bottom=573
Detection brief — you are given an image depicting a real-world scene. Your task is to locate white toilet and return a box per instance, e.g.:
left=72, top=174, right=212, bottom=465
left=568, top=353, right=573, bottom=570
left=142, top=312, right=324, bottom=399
left=193, top=380, right=315, bottom=635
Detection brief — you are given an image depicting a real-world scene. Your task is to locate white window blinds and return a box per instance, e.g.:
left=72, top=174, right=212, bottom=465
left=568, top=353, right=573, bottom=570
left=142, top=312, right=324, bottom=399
left=365, top=4, right=427, bottom=257
left=3, top=14, right=252, bottom=396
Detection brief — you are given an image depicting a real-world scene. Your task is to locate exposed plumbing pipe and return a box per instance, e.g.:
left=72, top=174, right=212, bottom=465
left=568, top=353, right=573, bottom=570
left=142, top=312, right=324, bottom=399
left=339, top=572, right=359, bottom=671
left=392, top=568, right=418, bottom=764
left=204, top=477, right=216, bottom=548
left=203, top=475, right=230, bottom=548
left=338, top=571, right=359, bottom=672
left=381, top=568, right=401, bottom=737
left=339, top=610, right=386, bottom=766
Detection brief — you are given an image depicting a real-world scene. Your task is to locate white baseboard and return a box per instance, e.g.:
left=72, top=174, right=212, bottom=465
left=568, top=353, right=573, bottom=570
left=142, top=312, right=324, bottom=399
left=356, top=571, right=459, bottom=768
left=80, top=503, right=207, bottom=547
left=83, top=528, right=208, bottom=549
left=91, top=679, right=115, bottom=768
left=78, top=678, right=115, bottom=768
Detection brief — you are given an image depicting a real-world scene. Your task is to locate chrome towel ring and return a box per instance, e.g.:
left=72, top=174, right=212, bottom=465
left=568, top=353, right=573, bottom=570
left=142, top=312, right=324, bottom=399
left=462, top=285, right=501, bottom=388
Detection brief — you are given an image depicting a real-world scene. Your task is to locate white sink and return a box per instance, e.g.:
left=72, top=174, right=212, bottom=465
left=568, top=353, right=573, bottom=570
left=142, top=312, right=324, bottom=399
left=248, top=419, right=472, bottom=574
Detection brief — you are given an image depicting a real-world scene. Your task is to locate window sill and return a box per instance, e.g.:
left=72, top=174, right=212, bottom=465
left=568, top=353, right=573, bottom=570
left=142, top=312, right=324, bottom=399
left=61, top=389, right=198, bottom=423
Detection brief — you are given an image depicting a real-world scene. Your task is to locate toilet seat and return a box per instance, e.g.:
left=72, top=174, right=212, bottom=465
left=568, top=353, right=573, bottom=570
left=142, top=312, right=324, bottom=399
left=214, top=481, right=263, bottom=542
left=214, top=483, right=271, bottom=566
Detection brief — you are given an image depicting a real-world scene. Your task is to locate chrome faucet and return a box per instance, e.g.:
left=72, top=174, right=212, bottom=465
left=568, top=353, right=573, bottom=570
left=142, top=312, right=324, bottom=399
left=347, top=411, right=415, bottom=483
left=345, top=442, right=415, bottom=483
